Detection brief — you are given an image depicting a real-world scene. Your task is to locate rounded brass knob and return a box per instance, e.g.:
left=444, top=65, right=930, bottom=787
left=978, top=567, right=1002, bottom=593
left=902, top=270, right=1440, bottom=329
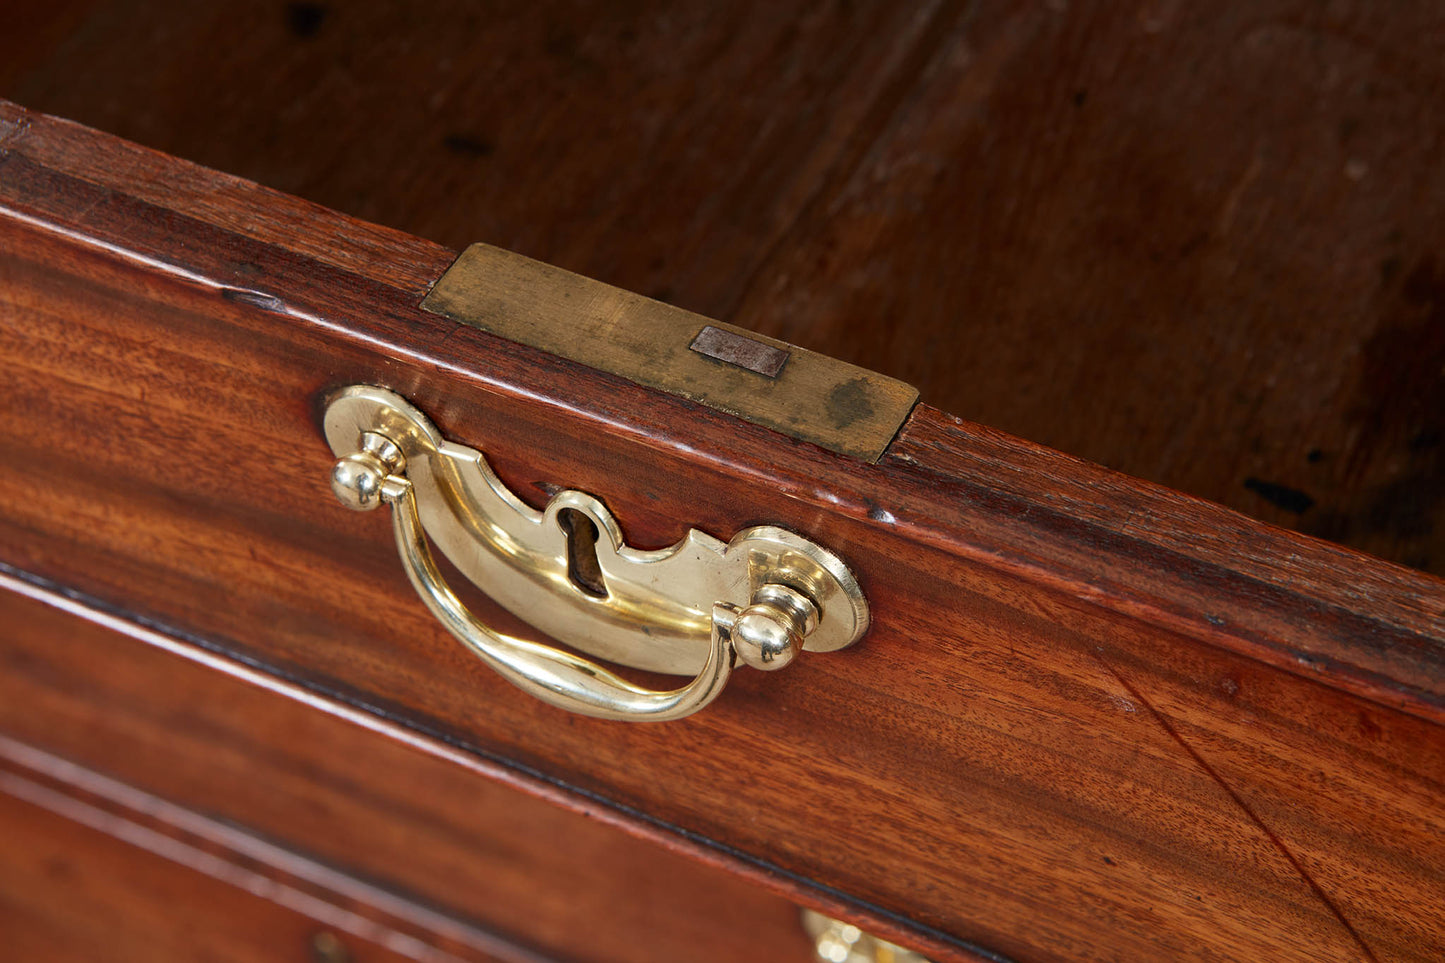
left=331, top=451, right=390, bottom=511
left=732, top=584, right=820, bottom=671
left=331, top=431, right=405, bottom=512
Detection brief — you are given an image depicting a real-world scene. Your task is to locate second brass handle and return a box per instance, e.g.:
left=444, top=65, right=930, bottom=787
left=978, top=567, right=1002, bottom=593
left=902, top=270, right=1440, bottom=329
left=324, top=386, right=867, bottom=722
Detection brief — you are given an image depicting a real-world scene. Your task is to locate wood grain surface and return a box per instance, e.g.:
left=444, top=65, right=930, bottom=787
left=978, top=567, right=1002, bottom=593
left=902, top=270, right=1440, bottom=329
left=0, top=579, right=818, bottom=963
left=2, top=102, right=1442, bottom=963
left=0, top=741, right=534, bottom=963
left=4, top=0, right=1443, bottom=573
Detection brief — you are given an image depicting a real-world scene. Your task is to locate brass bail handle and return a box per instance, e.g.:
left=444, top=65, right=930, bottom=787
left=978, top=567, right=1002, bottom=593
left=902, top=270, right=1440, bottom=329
left=324, top=386, right=868, bottom=722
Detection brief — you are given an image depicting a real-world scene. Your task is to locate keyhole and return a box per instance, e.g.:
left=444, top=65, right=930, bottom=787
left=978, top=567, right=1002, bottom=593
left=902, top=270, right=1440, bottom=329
left=558, top=508, right=608, bottom=598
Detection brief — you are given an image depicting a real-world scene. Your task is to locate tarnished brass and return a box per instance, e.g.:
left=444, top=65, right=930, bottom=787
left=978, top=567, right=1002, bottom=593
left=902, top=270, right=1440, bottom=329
left=801, top=911, right=932, bottom=963
left=324, top=385, right=869, bottom=721
left=420, top=243, right=919, bottom=462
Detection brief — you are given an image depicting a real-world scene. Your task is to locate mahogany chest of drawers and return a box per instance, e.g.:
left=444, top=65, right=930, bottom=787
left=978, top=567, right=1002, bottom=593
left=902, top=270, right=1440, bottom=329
left=2, top=5, right=1443, bottom=961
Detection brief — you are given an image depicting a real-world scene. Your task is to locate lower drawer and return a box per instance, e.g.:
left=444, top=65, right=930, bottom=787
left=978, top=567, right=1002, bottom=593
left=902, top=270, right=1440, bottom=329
left=0, top=748, right=522, bottom=963
left=0, top=575, right=819, bottom=963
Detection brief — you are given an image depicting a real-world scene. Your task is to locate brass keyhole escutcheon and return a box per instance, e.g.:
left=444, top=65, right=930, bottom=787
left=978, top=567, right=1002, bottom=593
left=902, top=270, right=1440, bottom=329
left=557, top=507, right=607, bottom=599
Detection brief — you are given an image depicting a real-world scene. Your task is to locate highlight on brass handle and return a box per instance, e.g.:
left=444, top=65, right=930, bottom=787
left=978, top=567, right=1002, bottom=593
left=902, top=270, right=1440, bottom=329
left=801, top=911, right=933, bottom=963
left=323, top=385, right=868, bottom=722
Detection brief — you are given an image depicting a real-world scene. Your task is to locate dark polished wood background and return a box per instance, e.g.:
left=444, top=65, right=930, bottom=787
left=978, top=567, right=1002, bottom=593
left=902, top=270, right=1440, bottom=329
left=6, top=0, right=1443, bottom=574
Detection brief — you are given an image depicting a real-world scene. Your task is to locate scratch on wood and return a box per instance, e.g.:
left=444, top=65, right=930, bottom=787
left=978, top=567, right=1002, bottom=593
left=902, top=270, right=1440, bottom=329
left=1217, top=151, right=1263, bottom=236
left=1093, top=652, right=1381, bottom=963
left=718, top=0, right=966, bottom=322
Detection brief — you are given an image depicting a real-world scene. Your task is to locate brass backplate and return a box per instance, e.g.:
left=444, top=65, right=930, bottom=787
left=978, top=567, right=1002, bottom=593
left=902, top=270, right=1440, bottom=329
left=420, top=244, right=920, bottom=462
left=325, top=384, right=869, bottom=678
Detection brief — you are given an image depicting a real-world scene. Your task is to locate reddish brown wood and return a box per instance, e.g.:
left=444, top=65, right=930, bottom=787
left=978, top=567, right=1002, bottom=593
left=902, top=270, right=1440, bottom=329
left=0, top=100, right=1438, bottom=716
left=4, top=1, right=1442, bottom=573
left=0, top=577, right=820, bottom=963
left=0, top=747, right=531, bottom=963
left=1, top=103, right=1442, bottom=962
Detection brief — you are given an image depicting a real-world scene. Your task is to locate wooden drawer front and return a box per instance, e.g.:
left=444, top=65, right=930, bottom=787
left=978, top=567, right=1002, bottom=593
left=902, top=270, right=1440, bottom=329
left=0, top=751, right=518, bottom=963
left=0, top=579, right=817, bottom=963
left=2, top=101, right=1442, bottom=963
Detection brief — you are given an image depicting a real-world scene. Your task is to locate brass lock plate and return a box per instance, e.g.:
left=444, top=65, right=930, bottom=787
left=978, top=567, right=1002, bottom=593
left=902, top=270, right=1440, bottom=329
left=420, top=243, right=919, bottom=462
